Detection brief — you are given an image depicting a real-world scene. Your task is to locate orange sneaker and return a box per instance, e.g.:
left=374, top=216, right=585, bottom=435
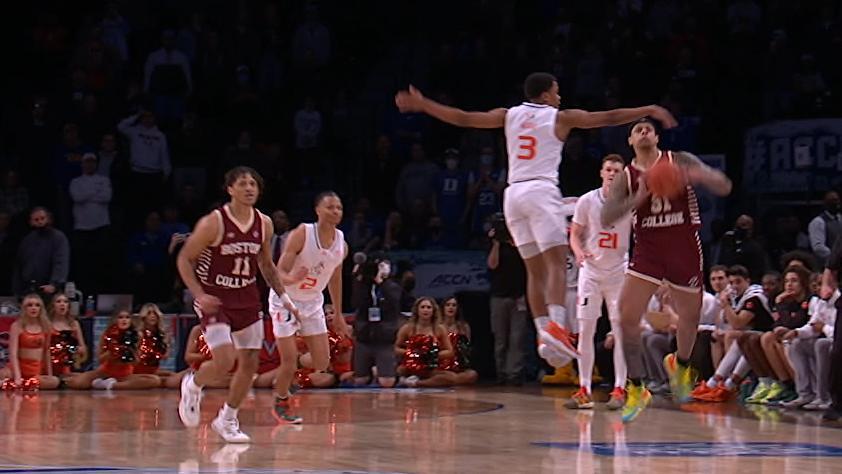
left=606, top=387, right=626, bottom=410
left=564, top=387, right=594, bottom=409
left=699, top=385, right=734, bottom=403
left=540, top=321, right=580, bottom=360
left=691, top=382, right=714, bottom=400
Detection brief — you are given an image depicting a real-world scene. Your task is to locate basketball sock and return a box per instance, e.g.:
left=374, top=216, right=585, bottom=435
left=714, top=342, right=742, bottom=380
left=548, top=304, right=568, bottom=328
left=724, top=377, right=737, bottom=391
left=706, top=374, right=724, bottom=389
left=534, top=316, right=551, bottom=333
left=577, top=318, right=598, bottom=395
left=188, top=374, right=203, bottom=391
left=733, top=357, right=751, bottom=379
left=221, top=403, right=238, bottom=420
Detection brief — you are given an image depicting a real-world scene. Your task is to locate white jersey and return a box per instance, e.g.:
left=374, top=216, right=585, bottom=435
left=504, top=103, right=564, bottom=185
left=271, top=223, right=346, bottom=302
left=572, top=188, right=632, bottom=273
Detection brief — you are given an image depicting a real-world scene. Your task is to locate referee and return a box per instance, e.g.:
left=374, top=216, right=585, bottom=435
left=822, top=235, right=842, bottom=422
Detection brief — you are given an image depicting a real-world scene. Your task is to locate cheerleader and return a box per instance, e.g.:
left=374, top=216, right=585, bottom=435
left=48, top=294, right=88, bottom=377
left=439, top=296, right=479, bottom=385
left=2, top=294, right=61, bottom=390
left=134, top=303, right=173, bottom=377
left=72, top=310, right=161, bottom=390
left=395, top=297, right=455, bottom=387
left=164, top=324, right=231, bottom=389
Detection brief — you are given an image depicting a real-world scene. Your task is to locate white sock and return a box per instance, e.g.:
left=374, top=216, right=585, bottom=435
left=534, top=316, right=551, bottom=332
left=221, top=403, right=238, bottom=420
left=548, top=304, right=568, bottom=328
left=188, top=373, right=203, bottom=391
left=577, top=318, right=597, bottom=395
left=724, top=378, right=736, bottom=391
left=608, top=317, right=627, bottom=389
left=714, top=342, right=742, bottom=379
left=706, top=376, right=719, bottom=389
left=733, top=357, right=751, bottom=379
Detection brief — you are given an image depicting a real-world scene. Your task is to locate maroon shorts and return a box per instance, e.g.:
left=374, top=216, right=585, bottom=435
left=194, top=303, right=262, bottom=333
left=627, top=231, right=703, bottom=292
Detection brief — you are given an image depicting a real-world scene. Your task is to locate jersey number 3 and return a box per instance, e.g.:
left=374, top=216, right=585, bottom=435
left=598, top=232, right=618, bottom=249
left=516, top=135, right=537, bottom=160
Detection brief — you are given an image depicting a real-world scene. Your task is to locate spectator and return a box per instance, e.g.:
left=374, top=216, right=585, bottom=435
left=363, top=135, right=400, bottom=213
left=0, top=211, right=17, bottom=294
left=808, top=191, right=842, bottom=266
left=292, top=3, right=331, bottom=69
left=99, top=3, right=130, bottom=63
left=0, top=170, right=31, bottom=219
left=467, top=149, right=505, bottom=242
left=433, top=148, right=469, bottom=246
left=269, top=210, right=291, bottom=264
left=381, top=211, right=408, bottom=251
left=117, top=110, right=171, bottom=227
left=127, top=211, right=169, bottom=303
left=68, top=153, right=112, bottom=293
left=159, top=204, right=189, bottom=240
left=13, top=207, right=70, bottom=300
left=352, top=254, right=401, bottom=388
left=16, top=95, right=55, bottom=202
left=53, top=123, right=94, bottom=228
left=641, top=287, right=678, bottom=394
left=780, top=249, right=817, bottom=272
left=96, top=133, right=120, bottom=180
left=487, top=219, right=528, bottom=385
left=395, top=143, right=438, bottom=214
left=347, top=210, right=377, bottom=253
left=294, top=97, right=322, bottom=152
left=717, top=214, right=769, bottom=282
left=762, top=271, right=783, bottom=301
left=144, top=30, right=192, bottom=124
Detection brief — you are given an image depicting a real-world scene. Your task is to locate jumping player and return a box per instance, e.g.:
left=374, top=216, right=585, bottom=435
left=395, top=73, right=677, bottom=368
left=177, top=166, right=299, bottom=443
left=269, top=191, right=350, bottom=424
left=601, top=119, right=731, bottom=422
left=565, top=154, right=632, bottom=410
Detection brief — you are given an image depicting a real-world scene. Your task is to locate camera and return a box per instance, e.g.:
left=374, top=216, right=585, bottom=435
left=489, top=212, right=511, bottom=243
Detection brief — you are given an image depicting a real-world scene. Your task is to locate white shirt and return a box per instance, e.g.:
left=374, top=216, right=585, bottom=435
left=117, top=115, right=172, bottom=176
left=698, top=292, right=721, bottom=329
left=796, top=291, right=840, bottom=340
left=69, top=174, right=112, bottom=230
left=504, top=103, right=564, bottom=185
left=270, top=224, right=346, bottom=302
left=572, top=188, right=632, bottom=273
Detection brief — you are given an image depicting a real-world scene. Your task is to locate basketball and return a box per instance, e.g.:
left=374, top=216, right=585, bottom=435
left=646, top=159, right=685, bottom=198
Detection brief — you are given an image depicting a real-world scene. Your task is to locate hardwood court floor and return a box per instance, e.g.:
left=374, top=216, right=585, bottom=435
left=2, top=385, right=842, bottom=473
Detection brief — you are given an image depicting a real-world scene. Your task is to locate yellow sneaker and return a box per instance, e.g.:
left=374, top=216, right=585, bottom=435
left=541, top=363, right=579, bottom=385
left=621, top=382, right=652, bottom=424
left=663, top=353, right=697, bottom=403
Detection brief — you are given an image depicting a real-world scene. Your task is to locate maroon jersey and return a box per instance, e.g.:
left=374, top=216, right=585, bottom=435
left=195, top=205, right=264, bottom=330
left=626, top=151, right=703, bottom=290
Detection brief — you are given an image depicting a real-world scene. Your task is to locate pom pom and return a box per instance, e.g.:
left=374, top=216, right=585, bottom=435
left=1, top=379, right=16, bottom=391
left=328, top=330, right=353, bottom=361
left=21, top=377, right=40, bottom=391
left=138, top=328, right=167, bottom=366
left=401, top=334, right=440, bottom=377
left=104, top=324, right=139, bottom=364
left=51, top=330, right=79, bottom=368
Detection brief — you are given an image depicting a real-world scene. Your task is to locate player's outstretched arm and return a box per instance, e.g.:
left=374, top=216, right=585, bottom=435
left=601, top=171, right=646, bottom=227
left=395, top=85, right=506, bottom=129
left=674, top=151, right=732, bottom=197
left=556, top=105, right=677, bottom=139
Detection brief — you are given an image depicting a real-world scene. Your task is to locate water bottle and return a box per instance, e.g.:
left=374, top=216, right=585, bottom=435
left=85, top=295, right=96, bottom=317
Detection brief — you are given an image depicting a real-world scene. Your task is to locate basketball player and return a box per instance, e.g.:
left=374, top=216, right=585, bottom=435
left=565, top=154, right=632, bottom=410
left=270, top=191, right=350, bottom=424
left=601, top=119, right=732, bottom=422
left=395, top=73, right=677, bottom=367
left=177, top=166, right=299, bottom=443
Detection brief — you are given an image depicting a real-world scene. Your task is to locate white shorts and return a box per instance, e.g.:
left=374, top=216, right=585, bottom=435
left=503, top=180, right=568, bottom=259
left=577, top=266, right=625, bottom=321
left=270, top=293, right=327, bottom=338
left=204, top=319, right=263, bottom=351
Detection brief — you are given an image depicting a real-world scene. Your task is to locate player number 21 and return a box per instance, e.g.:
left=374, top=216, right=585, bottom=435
left=598, top=232, right=618, bottom=249
left=231, top=257, right=251, bottom=277
left=516, top=135, right=537, bottom=160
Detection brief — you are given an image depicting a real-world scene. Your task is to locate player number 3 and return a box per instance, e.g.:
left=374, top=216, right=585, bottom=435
left=516, top=135, right=537, bottom=160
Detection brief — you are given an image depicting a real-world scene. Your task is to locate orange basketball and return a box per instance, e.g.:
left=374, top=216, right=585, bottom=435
left=646, top=159, right=685, bottom=199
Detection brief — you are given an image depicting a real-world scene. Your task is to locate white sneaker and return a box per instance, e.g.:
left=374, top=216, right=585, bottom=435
left=178, top=372, right=202, bottom=428
left=804, top=399, right=832, bottom=411
left=92, top=377, right=117, bottom=390
left=212, top=411, right=251, bottom=443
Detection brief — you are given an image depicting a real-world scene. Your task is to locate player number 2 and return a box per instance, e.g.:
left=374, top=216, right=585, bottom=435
left=231, top=257, right=251, bottom=277
left=598, top=232, right=618, bottom=249
left=299, top=277, right=317, bottom=290
left=517, top=135, right=537, bottom=160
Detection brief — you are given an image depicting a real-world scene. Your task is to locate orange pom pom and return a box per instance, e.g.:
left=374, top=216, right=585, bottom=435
left=646, top=159, right=685, bottom=199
